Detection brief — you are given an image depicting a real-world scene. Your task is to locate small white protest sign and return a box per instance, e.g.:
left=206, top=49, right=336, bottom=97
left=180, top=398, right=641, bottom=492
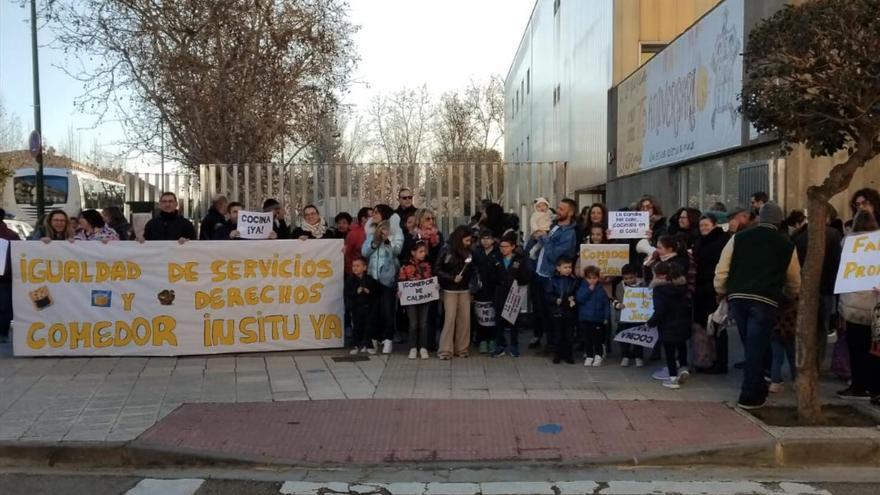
left=238, top=210, right=273, bottom=240
left=621, top=287, right=654, bottom=323
left=398, top=277, right=440, bottom=306
left=614, top=324, right=659, bottom=349
left=609, top=211, right=650, bottom=239
left=474, top=301, right=496, bottom=327
left=501, top=281, right=526, bottom=324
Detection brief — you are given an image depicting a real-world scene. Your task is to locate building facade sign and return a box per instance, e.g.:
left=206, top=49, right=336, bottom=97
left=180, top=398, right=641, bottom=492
left=616, top=0, right=744, bottom=177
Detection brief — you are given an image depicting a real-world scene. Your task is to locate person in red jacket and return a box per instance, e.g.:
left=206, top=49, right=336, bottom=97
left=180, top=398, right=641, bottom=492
left=0, top=209, right=21, bottom=343
left=398, top=241, right=433, bottom=360
left=344, top=207, right=372, bottom=274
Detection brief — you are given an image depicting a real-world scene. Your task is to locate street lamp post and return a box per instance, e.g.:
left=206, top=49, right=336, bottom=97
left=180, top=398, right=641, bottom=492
left=30, top=0, right=45, bottom=220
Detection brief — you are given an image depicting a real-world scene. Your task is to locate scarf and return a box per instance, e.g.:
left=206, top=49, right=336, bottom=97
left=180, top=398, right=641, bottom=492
left=414, top=226, right=439, bottom=247
left=302, top=219, right=328, bottom=239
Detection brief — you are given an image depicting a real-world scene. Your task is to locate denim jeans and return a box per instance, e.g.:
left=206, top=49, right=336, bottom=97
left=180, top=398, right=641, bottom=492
left=728, top=298, right=777, bottom=404
left=770, top=335, right=796, bottom=384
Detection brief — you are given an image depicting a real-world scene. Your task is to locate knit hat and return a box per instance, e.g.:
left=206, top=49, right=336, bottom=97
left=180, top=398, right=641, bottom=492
left=759, top=202, right=784, bottom=225
left=262, top=198, right=281, bottom=211
left=534, top=197, right=550, bottom=208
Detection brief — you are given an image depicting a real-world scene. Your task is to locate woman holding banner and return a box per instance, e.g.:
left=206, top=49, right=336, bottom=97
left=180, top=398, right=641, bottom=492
left=32, top=209, right=74, bottom=242
left=291, top=205, right=334, bottom=240
left=73, top=210, right=120, bottom=242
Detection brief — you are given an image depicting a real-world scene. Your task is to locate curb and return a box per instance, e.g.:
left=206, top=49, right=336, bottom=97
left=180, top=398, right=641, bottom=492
left=0, top=435, right=877, bottom=470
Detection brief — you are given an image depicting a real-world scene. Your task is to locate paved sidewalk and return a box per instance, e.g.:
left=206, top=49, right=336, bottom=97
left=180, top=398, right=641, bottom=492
left=0, top=342, right=841, bottom=445
left=136, top=399, right=770, bottom=464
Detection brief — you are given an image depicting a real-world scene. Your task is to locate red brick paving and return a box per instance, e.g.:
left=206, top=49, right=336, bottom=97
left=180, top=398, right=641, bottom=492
left=135, top=400, right=770, bottom=464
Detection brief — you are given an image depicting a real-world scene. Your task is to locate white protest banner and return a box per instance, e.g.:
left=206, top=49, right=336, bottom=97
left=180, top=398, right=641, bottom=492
left=398, top=276, right=439, bottom=306
left=580, top=244, right=629, bottom=277
left=501, top=281, right=526, bottom=324
left=609, top=211, right=650, bottom=239
left=474, top=301, right=496, bottom=327
left=238, top=210, right=273, bottom=239
left=12, top=239, right=344, bottom=356
left=614, top=324, right=659, bottom=349
left=835, top=232, right=880, bottom=294
left=621, top=287, right=654, bottom=323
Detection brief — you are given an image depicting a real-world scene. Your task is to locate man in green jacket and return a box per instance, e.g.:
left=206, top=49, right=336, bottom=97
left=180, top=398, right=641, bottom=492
left=715, top=202, right=801, bottom=410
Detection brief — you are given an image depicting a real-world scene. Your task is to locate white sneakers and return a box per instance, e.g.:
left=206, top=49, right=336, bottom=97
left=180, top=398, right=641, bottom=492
left=408, top=348, right=418, bottom=359
left=662, top=369, right=690, bottom=389
left=592, top=355, right=603, bottom=367
left=584, top=357, right=594, bottom=367
left=350, top=348, right=360, bottom=355
left=419, top=348, right=430, bottom=360
left=635, top=358, right=644, bottom=368
left=620, top=357, right=630, bottom=367
left=382, top=339, right=393, bottom=354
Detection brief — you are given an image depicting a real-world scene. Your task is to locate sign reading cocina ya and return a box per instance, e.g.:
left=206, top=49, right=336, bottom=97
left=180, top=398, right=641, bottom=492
left=12, top=240, right=344, bottom=356
left=835, top=231, right=880, bottom=294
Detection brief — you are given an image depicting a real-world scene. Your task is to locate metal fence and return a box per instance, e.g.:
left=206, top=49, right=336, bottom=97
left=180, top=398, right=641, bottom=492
left=126, top=162, right=567, bottom=235
left=197, top=162, right=567, bottom=234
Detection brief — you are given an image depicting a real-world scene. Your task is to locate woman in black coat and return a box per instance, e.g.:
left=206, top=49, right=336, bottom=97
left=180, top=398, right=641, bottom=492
left=693, top=215, right=731, bottom=373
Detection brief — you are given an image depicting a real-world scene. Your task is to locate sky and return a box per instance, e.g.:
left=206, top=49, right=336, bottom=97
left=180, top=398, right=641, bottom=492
left=0, top=0, right=534, bottom=172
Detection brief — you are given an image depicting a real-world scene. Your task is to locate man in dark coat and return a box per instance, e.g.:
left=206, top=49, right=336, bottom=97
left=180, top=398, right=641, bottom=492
left=142, top=192, right=196, bottom=242
left=199, top=195, right=228, bottom=240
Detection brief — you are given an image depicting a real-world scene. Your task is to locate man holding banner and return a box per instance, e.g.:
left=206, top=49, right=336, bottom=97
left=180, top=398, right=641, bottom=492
left=141, top=192, right=196, bottom=243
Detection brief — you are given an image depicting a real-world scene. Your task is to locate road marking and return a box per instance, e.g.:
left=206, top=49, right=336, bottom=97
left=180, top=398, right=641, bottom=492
left=125, top=478, right=204, bottom=495
left=278, top=481, right=831, bottom=495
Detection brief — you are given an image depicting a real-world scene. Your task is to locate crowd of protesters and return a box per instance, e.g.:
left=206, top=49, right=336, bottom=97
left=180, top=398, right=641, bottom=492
left=1, top=185, right=879, bottom=410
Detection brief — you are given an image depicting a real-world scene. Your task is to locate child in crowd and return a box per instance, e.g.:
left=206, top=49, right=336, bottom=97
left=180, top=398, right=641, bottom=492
left=588, top=225, right=608, bottom=245
left=344, top=256, right=378, bottom=355
left=577, top=266, right=611, bottom=367
left=493, top=234, right=531, bottom=357
left=473, top=229, right=501, bottom=354
left=545, top=256, right=580, bottom=364
left=647, top=261, right=692, bottom=389
left=529, top=197, right=552, bottom=260
left=398, top=241, right=433, bottom=359
left=612, top=264, right=646, bottom=367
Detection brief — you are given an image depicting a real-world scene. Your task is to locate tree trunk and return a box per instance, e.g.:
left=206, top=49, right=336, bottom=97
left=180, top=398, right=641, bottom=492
left=795, top=191, right=827, bottom=424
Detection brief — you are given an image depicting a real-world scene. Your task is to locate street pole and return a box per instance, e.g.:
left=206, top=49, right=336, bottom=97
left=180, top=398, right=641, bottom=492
left=30, top=0, right=45, bottom=220
left=160, top=120, right=166, bottom=192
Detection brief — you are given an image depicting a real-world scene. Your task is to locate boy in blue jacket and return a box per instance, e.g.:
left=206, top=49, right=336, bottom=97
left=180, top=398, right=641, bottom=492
left=577, top=265, right=611, bottom=367
left=545, top=256, right=581, bottom=364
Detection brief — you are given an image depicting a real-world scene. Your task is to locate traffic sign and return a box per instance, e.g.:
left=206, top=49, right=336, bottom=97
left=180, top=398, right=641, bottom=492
left=29, top=130, right=42, bottom=158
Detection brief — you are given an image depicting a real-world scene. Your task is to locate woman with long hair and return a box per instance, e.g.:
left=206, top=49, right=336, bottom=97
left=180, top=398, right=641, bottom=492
left=31, top=209, right=73, bottom=242
left=436, top=225, right=476, bottom=359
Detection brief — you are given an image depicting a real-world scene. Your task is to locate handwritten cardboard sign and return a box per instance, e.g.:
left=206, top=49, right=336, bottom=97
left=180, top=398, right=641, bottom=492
left=501, top=281, right=526, bottom=324
left=580, top=244, right=629, bottom=277
left=398, top=277, right=440, bottom=306
left=835, top=232, right=880, bottom=294
left=474, top=301, right=496, bottom=327
left=238, top=211, right=273, bottom=240
left=621, top=287, right=653, bottom=323
left=614, top=324, right=659, bottom=349
left=609, top=211, right=650, bottom=239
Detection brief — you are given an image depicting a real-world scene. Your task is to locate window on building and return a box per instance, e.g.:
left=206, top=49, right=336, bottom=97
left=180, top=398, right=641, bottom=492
left=554, top=0, right=561, bottom=15
left=526, top=69, right=530, bottom=94
left=639, top=43, right=666, bottom=65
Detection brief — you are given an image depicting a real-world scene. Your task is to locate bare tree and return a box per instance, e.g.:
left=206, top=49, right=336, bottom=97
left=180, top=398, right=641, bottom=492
left=51, top=0, right=358, bottom=168
left=465, top=74, right=505, bottom=152
left=0, top=97, right=25, bottom=152
left=369, top=86, right=433, bottom=164
left=59, top=124, right=83, bottom=162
